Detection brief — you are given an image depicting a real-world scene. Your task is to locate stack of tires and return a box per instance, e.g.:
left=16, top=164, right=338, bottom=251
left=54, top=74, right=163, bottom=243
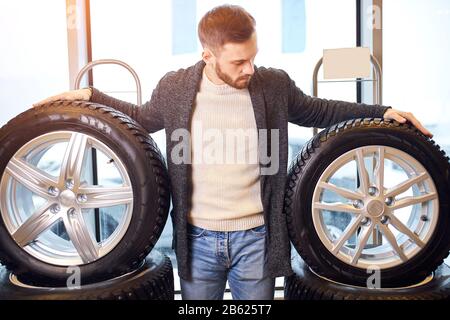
left=0, top=101, right=173, bottom=300
left=284, top=118, right=450, bottom=300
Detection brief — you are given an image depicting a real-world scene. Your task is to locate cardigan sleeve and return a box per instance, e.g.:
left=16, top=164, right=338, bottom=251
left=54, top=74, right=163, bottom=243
left=284, top=71, right=391, bottom=128
left=90, top=79, right=165, bottom=134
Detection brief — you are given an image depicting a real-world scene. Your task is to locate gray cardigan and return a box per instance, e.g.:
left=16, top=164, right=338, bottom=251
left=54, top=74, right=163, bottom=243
left=91, top=60, right=390, bottom=280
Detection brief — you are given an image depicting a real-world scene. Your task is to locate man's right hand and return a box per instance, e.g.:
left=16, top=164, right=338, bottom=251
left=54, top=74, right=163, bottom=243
left=33, top=88, right=92, bottom=107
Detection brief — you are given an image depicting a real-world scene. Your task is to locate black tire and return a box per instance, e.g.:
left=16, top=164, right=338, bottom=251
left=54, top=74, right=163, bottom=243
left=0, top=100, right=171, bottom=286
left=0, top=250, right=174, bottom=300
left=284, top=118, right=450, bottom=287
left=285, top=254, right=450, bottom=300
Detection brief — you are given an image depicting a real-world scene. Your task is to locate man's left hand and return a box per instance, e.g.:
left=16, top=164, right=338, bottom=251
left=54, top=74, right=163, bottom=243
left=383, top=108, right=433, bottom=138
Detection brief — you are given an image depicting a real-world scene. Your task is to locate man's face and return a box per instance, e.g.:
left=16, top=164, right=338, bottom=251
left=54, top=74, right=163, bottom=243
left=208, top=32, right=258, bottom=89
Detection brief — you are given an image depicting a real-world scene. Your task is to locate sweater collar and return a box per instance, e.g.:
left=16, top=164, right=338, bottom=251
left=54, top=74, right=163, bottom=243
left=190, top=60, right=266, bottom=130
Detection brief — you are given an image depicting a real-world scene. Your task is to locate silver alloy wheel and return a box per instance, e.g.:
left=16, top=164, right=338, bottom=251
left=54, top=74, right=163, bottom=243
left=0, top=131, right=133, bottom=266
left=312, top=145, right=439, bottom=269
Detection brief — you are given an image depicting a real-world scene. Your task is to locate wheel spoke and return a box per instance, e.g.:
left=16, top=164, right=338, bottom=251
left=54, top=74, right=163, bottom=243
left=59, top=133, right=88, bottom=187
left=391, top=193, right=437, bottom=211
left=318, top=181, right=363, bottom=200
left=388, top=214, right=425, bottom=248
left=374, top=147, right=385, bottom=192
left=63, top=210, right=99, bottom=263
left=12, top=202, right=59, bottom=247
left=314, top=202, right=362, bottom=215
left=0, top=131, right=135, bottom=266
left=331, top=216, right=364, bottom=254
left=385, top=173, right=428, bottom=198
left=355, top=149, right=370, bottom=195
left=78, top=186, right=133, bottom=209
left=378, top=224, right=408, bottom=262
left=351, top=224, right=374, bottom=265
left=5, top=157, right=57, bottom=199
left=311, top=145, right=438, bottom=267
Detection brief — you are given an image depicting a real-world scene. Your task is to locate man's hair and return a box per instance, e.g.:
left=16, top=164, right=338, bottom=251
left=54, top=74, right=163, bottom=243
left=198, top=5, right=256, bottom=52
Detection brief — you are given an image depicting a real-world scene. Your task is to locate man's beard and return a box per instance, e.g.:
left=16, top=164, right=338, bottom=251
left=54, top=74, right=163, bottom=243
left=215, top=63, right=252, bottom=89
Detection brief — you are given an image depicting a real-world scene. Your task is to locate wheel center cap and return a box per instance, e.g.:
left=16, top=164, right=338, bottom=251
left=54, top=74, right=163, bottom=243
left=366, top=199, right=385, bottom=217
left=60, top=190, right=76, bottom=207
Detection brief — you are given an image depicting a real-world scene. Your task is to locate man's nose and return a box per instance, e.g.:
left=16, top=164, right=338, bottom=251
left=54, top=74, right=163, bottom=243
left=242, top=62, right=255, bottom=76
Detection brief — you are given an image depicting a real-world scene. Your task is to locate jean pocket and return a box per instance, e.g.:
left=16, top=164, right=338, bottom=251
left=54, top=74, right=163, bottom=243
left=187, top=224, right=206, bottom=239
left=249, top=224, right=266, bottom=236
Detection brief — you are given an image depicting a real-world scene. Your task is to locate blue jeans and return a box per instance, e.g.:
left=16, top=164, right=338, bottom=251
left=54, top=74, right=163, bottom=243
left=180, top=224, right=275, bottom=300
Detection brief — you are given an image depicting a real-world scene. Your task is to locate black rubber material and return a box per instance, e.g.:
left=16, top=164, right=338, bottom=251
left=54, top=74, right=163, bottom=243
left=0, top=250, right=174, bottom=300
left=285, top=254, right=450, bottom=300
left=284, top=118, right=450, bottom=288
left=0, top=101, right=171, bottom=286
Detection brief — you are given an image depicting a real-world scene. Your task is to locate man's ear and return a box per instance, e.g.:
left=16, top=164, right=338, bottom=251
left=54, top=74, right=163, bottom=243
left=202, top=48, right=214, bottom=64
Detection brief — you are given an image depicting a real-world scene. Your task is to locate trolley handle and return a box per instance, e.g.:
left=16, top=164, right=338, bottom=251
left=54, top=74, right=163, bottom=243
left=74, top=59, right=142, bottom=107
left=311, top=54, right=383, bottom=135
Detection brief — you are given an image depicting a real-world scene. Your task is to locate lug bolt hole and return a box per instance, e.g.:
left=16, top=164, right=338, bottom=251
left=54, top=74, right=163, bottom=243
left=65, top=179, right=74, bottom=190
left=50, top=204, right=61, bottom=214
left=77, top=194, right=87, bottom=203
left=368, top=187, right=378, bottom=196
left=381, top=216, right=390, bottom=224
left=353, top=200, right=364, bottom=209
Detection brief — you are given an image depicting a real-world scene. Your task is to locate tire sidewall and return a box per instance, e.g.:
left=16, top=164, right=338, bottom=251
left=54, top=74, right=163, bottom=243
left=286, top=255, right=450, bottom=300
left=289, top=124, right=450, bottom=287
left=0, top=104, right=165, bottom=285
left=0, top=250, right=173, bottom=300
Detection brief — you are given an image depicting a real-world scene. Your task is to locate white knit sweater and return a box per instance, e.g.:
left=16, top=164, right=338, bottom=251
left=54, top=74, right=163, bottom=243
left=187, top=70, right=265, bottom=231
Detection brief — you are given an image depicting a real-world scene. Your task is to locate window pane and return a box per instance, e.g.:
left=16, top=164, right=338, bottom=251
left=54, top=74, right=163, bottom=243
left=384, top=0, right=450, bottom=155
left=0, top=1, right=69, bottom=126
